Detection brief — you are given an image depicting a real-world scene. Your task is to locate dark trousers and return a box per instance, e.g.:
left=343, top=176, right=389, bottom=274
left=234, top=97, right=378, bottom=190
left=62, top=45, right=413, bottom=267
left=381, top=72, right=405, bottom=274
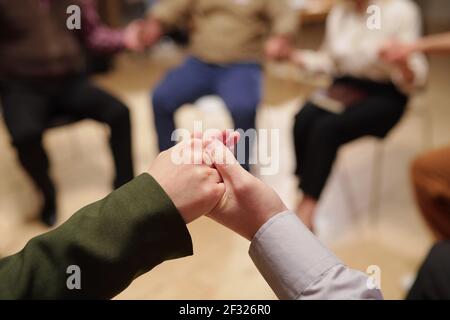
left=407, top=241, right=450, bottom=300
left=293, top=77, right=408, bottom=199
left=152, top=56, right=262, bottom=170
left=1, top=76, right=134, bottom=206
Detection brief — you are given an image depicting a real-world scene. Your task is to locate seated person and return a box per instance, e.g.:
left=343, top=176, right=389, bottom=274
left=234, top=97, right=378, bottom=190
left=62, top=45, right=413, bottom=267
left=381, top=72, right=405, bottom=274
left=290, top=0, right=428, bottom=230
left=0, top=132, right=382, bottom=300
left=0, top=0, right=143, bottom=226
left=381, top=31, right=450, bottom=240
left=142, top=0, right=299, bottom=170
left=380, top=31, right=450, bottom=299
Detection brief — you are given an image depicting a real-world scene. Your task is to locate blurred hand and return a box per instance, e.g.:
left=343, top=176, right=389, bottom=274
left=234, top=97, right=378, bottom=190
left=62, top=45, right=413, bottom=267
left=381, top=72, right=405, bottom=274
left=289, top=49, right=305, bottom=68
left=265, top=36, right=292, bottom=61
left=205, top=138, right=288, bottom=241
left=148, top=139, right=225, bottom=224
left=379, top=40, right=416, bottom=84
left=141, top=18, right=163, bottom=48
left=123, top=19, right=146, bottom=52
left=379, top=40, right=415, bottom=65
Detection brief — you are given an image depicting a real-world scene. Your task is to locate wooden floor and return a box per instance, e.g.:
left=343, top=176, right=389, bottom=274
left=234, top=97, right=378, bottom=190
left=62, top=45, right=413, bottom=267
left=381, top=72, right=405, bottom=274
left=0, top=46, right=449, bottom=299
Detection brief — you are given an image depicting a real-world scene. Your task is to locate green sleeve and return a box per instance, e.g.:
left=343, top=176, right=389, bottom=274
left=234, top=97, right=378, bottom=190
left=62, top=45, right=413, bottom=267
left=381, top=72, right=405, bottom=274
left=0, top=174, right=193, bottom=299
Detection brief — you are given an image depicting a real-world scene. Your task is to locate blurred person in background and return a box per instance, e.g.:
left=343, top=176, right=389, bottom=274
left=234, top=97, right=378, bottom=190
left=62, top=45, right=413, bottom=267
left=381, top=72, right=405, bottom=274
left=0, top=0, right=144, bottom=226
left=380, top=31, right=450, bottom=300
left=141, top=0, right=300, bottom=170
left=289, top=0, right=428, bottom=231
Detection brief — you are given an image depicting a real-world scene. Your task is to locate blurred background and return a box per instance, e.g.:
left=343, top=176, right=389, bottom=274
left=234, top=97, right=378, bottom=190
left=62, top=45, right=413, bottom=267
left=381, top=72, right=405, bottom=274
left=0, top=0, right=449, bottom=299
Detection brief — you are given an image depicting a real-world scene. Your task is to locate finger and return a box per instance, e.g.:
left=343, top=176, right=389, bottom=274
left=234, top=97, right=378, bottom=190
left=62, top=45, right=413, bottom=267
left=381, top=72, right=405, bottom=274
left=210, top=183, right=226, bottom=213
left=202, top=139, right=214, bottom=167
left=173, top=137, right=193, bottom=153
left=168, top=139, right=189, bottom=166
left=225, top=131, right=241, bottom=152
left=172, top=138, right=203, bottom=165
left=189, top=139, right=204, bottom=165
left=202, top=130, right=240, bottom=153
left=220, top=131, right=240, bottom=155
left=191, top=131, right=203, bottom=140
left=207, top=168, right=223, bottom=183
left=206, top=140, right=242, bottom=182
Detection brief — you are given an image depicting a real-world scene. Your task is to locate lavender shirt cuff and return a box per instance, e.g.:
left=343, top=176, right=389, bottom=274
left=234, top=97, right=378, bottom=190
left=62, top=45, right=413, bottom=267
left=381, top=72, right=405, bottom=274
left=249, top=211, right=383, bottom=300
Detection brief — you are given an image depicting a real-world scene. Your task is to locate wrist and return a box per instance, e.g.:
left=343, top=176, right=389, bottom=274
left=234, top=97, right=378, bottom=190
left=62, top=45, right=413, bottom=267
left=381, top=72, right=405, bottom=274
left=290, top=50, right=304, bottom=66
left=249, top=209, right=289, bottom=242
left=247, top=207, right=288, bottom=241
left=410, top=41, right=423, bottom=54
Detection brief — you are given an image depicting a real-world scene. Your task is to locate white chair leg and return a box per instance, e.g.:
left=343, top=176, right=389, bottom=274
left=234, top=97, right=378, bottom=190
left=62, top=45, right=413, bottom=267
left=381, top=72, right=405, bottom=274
left=340, top=164, right=360, bottom=223
left=369, top=142, right=384, bottom=229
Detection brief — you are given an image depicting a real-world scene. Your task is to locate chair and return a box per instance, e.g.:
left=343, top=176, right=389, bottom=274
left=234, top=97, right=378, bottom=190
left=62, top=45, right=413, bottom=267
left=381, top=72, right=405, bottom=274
left=341, top=92, right=433, bottom=228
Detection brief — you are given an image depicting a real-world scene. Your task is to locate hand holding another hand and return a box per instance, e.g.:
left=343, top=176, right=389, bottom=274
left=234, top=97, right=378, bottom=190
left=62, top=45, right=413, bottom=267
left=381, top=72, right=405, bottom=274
left=265, top=36, right=293, bottom=61
left=205, top=138, right=288, bottom=241
left=147, top=132, right=288, bottom=240
left=123, top=19, right=147, bottom=52
left=379, top=40, right=415, bottom=65
left=123, top=17, right=163, bottom=52
left=141, top=18, right=164, bottom=48
left=289, top=49, right=305, bottom=68
left=148, top=138, right=225, bottom=224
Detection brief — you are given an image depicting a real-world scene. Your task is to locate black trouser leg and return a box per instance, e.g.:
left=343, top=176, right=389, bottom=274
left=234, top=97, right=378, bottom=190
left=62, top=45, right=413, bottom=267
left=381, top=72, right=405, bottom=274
left=300, top=115, right=342, bottom=199
left=106, top=106, right=134, bottom=189
left=54, top=78, right=134, bottom=189
left=1, top=82, right=56, bottom=224
left=1, top=84, right=55, bottom=201
left=293, top=103, right=330, bottom=182
left=14, top=135, right=56, bottom=204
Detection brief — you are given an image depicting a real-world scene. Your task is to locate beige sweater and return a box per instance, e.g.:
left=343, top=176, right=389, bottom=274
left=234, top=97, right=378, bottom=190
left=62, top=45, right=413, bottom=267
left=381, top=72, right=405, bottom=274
left=150, top=0, right=300, bottom=64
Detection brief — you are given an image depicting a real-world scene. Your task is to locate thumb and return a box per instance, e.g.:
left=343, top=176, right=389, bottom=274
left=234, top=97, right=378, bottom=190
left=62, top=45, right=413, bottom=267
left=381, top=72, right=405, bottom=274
left=206, top=139, right=243, bottom=183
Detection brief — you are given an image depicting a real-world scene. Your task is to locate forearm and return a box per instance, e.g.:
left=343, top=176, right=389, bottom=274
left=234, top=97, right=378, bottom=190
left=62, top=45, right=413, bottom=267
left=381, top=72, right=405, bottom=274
left=414, top=32, right=450, bottom=54
left=390, top=49, right=428, bottom=94
left=0, top=174, right=192, bottom=299
left=80, top=0, right=125, bottom=53
left=249, top=212, right=383, bottom=300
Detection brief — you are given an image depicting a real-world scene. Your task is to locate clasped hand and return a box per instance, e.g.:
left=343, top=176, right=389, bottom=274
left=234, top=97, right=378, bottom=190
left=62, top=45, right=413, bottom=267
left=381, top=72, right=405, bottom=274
left=147, top=131, right=287, bottom=241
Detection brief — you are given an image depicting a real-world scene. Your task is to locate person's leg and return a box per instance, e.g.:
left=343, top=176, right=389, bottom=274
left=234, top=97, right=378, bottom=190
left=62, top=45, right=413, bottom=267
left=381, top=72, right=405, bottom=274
left=53, top=77, right=134, bottom=189
left=214, top=63, right=262, bottom=171
left=292, top=103, right=330, bottom=230
left=293, top=103, right=331, bottom=180
left=299, top=94, right=406, bottom=229
left=1, top=83, right=56, bottom=226
left=152, top=57, right=215, bottom=151
left=411, top=147, right=450, bottom=240
left=407, top=241, right=450, bottom=300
